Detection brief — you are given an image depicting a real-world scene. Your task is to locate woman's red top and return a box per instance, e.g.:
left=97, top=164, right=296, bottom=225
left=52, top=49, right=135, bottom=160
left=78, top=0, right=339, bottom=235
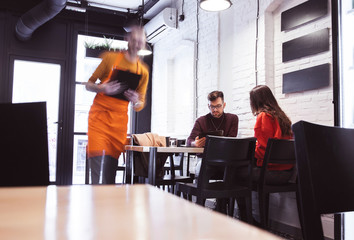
left=254, top=112, right=293, bottom=171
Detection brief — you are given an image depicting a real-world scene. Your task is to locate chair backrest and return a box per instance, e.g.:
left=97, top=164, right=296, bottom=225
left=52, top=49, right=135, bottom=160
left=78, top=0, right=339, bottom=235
left=198, top=136, right=256, bottom=189
left=292, top=120, right=354, bottom=240
left=0, top=102, right=49, bottom=186
left=259, top=138, right=295, bottom=185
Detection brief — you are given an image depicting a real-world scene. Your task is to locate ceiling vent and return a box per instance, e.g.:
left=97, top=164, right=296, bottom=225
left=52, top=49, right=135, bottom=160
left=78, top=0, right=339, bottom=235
left=144, top=7, right=177, bottom=44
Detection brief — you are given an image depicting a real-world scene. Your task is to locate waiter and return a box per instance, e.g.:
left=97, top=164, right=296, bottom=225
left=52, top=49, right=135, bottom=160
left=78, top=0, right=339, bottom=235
left=85, top=25, right=149, bottom=184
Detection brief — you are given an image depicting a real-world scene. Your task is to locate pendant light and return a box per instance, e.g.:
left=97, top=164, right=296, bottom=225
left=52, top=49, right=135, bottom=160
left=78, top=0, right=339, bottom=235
left=200, top=0, right=232, bottom=12
left=137, top=0, right=152, bottom=56
left=138, top=43, right=152, bottom=56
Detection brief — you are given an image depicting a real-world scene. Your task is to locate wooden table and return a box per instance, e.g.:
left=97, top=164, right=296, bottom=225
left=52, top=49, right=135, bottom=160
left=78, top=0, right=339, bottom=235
left=0, top=185, right=280, bottom=239
left=125, top=146, right=204, bottom=185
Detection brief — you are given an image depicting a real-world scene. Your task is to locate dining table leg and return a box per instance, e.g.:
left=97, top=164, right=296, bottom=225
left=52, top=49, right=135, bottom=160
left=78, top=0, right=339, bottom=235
left=125, top=150, right=133, bottom=184
left=148, top=147, right=157, bottom=186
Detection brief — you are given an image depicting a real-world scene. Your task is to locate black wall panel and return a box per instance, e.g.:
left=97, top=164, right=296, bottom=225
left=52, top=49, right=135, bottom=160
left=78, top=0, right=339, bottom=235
left=283, top=64, right=330, bottom=93
left=281, top=0, right=328, bottom=31
left=283, top=28, right=329, bottom=62
left=9, top=17, right=68, bottom=59
left=0, top=15, right=4, bottom=62
left=132, top=53, right=153, bottom=134
left=0, top=14, right=6, bottom=102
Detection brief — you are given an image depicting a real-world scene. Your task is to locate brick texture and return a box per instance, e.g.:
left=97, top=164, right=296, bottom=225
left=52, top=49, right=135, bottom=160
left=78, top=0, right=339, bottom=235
left=150, top=0, right=333, bottom=237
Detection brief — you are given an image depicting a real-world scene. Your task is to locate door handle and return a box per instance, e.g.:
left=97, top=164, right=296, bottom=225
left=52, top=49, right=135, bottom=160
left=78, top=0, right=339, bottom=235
left=54, top=120, right=63, bottom=130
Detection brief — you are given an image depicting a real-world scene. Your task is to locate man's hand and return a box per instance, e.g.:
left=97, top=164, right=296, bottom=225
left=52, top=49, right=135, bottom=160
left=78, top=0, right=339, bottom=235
left=193, top=136, right=206, bottom=147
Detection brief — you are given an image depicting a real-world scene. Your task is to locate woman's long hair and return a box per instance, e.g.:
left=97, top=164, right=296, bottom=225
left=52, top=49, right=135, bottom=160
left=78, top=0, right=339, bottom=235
left=250, top=85, right=292, bottom=137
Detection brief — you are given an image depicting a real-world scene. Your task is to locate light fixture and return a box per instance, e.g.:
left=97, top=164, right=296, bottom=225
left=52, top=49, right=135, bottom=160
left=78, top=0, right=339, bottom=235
left=136, top=0, right=152, bottom=56
left=65, top=5, right=86, bottom=12
left=138, top=43, right=152, bottom=56
left=199, top=0, right=232, bottom=12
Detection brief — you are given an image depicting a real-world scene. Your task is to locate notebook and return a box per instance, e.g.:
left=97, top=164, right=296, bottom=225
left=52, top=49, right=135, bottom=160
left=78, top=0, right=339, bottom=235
left=107, top=69, right=142, bottom=100
left=198, top=130, right=224, bottom=138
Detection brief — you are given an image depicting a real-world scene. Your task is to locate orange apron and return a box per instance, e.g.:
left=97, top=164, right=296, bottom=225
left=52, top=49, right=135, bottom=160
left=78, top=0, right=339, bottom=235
left=87, top=53, right=134, bottom=159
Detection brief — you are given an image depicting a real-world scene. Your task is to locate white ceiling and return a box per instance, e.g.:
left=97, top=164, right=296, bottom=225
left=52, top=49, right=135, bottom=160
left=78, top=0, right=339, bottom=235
left=83, top=0, right=175, bottom=19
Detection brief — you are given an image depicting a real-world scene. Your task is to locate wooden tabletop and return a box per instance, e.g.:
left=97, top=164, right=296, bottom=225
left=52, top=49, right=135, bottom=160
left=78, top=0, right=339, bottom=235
left=0, top=185, right=279, bottom=240
left=125, top=145, right=204, bottom=154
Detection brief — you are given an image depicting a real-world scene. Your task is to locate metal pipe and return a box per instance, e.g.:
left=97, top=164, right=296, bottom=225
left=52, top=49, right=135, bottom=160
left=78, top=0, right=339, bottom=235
left=15, top=0, right=67, bottom=41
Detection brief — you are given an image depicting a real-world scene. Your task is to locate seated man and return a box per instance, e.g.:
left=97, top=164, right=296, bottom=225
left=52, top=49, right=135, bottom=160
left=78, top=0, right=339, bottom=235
left=187, top=90, right=239, bottom=176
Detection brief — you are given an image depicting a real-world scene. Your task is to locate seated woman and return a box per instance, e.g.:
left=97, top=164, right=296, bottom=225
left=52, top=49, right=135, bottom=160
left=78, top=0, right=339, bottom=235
left=235, top=85, right=294, bottom=222
left=249, top=85, right=294, bottom=184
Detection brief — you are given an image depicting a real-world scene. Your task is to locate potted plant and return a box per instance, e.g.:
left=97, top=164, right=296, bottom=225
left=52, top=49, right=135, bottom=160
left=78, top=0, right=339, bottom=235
left=85, top=36, right=126, bottom=58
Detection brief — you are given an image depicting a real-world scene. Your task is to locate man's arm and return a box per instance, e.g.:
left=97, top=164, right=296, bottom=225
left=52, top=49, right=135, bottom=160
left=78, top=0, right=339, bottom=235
left=187, top=120, right=201, bottom=146
left=187, top=117, right=207, bottom=147
left=226, top=114, right=239, bottom=137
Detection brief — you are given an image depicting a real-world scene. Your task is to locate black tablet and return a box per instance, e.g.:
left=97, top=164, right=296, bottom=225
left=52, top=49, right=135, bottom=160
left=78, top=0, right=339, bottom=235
left=107, top=69, right=141, bottom=100
left=198, top=130, right=224, bottom=138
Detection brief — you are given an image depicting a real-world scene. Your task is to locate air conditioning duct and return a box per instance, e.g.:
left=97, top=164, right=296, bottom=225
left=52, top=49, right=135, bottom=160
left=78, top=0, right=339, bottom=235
left=15, top=0, right=67, bottom=41
left=144, top=7, right=177, bottom=44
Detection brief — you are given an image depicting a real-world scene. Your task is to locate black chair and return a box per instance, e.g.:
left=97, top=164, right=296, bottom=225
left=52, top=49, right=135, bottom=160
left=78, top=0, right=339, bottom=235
left=252, top=138, right=301, bottom=229
left=176, top=136, right=256, bottom=223
left=164, top=139, right=189, bottom=177
left=0, top=102, right=50, bottom=186
left=164, top=153, right=185, bottom=176
left=292, top=120, right=354, bottom=240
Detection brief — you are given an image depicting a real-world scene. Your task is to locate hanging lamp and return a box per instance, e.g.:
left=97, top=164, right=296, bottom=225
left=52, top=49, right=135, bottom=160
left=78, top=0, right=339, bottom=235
left=137, top=0, right=152, bottom=56
left=199, top=0, right=232, bottom=12
left=138, top=43, right=152, bottom=56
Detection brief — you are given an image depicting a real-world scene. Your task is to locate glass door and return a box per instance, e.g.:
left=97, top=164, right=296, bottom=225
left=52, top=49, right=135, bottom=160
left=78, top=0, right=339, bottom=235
left=12, top=60, right=61, bottom=182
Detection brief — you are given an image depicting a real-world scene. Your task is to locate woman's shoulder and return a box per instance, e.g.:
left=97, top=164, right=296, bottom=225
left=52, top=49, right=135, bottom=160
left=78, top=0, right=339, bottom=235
left=257, top=111, right=273, bottom=119
left=139, top=60, right=150, bottom=75
left=256, top=112, right=277, bottom=126
left=98, top=51, right=123, bottom=64
left=100, top=50, right=122, bottom=57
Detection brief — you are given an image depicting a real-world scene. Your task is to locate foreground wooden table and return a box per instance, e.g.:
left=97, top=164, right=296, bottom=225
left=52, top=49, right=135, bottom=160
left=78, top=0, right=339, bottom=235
left=125, top=145, right=204, bottom=185
left=0, top=185, right=279, bottom=239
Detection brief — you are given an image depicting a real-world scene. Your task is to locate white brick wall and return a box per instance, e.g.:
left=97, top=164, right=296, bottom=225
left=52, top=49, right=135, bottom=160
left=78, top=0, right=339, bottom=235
left=150, top=0, right=334, bottom=238
left=151, top=0, right=219, bottom=138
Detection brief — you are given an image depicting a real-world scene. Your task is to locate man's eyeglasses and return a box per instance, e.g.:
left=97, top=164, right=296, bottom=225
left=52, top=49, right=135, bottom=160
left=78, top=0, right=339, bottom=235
left=208, top=104, right=223, bottom=110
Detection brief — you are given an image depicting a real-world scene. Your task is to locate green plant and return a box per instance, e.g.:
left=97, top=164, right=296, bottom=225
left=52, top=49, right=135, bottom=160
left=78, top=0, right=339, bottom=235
left=84, top=36, right=125, bottom=52
left=84, top=40, right=98, bottom=49
left=102, top=36, right=113, bottom=50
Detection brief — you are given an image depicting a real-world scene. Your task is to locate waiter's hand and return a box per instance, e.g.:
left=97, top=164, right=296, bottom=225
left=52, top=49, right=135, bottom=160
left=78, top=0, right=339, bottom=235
left=124, top=89, right=141, bottom=108
left=193, top=136, right=206, bottom=147
left=99, top=81, right=126, bottom=95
